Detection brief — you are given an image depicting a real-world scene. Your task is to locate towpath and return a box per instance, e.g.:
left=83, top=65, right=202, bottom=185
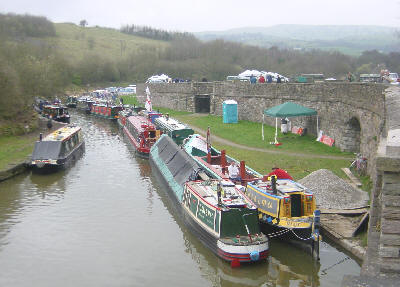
left=190, top=125, right=353, bottom=160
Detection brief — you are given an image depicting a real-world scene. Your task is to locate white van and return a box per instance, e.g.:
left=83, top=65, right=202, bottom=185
left=388, top=73, right=399, bottom=85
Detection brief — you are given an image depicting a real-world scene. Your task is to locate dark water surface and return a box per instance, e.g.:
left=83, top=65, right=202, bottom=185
left=0, top=111, right=360, bottom=287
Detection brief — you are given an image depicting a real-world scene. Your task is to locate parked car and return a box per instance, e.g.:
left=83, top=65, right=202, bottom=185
left=388, top=73, right=400, bottom=85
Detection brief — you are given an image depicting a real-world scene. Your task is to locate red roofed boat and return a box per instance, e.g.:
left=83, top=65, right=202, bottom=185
left=123, top=114, right=162, bottom=157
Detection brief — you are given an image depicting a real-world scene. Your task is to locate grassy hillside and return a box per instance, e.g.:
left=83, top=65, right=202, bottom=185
left=51, top=23, right=168, bottom=63
left=196, top=25, right=400, bottom=56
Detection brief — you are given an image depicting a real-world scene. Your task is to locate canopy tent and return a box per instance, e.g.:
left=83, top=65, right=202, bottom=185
left=262, top=102, right=318, bottom=143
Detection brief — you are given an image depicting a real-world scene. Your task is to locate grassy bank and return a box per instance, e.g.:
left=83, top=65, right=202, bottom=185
left=156, top=107, right=353, bottom=180
left=120, top=94, right=139, bottom=106
left=0, top=135, right=35, bottom=170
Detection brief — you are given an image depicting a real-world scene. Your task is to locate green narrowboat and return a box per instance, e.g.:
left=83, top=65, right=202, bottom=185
left=154, top=114, right=194, bottom=145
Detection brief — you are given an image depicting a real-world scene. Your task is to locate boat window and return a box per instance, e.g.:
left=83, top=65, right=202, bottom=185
left=60, top=142, right=66, bottom=157
left=72, top=133, right=78, bottom=147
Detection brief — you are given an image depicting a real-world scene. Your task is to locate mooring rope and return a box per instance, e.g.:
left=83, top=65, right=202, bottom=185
left=320, top=256, right=350, bottom=275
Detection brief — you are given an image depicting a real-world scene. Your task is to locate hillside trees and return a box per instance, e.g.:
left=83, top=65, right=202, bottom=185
left=0, top=13, right=56, bottom=38
left=0, top=14, right=71, bottom=130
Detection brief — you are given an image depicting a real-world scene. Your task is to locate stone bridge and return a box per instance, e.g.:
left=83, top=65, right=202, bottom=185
left=137, top=82, right=400, bottom=278
left=138, top=82, right=386, bottom=170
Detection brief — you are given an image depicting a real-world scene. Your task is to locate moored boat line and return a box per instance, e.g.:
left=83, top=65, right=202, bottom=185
left=69, top=93, right=322, bottom=261
left=150, top=135, right=269, bottom=267
left=182, top=131, right=321, bottom=259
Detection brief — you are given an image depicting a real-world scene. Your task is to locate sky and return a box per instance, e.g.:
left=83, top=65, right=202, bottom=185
left=1, top=0, right=400, bottom=32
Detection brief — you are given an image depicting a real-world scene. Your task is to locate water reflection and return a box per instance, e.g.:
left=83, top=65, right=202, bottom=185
left=149, top=165, right=361, bottom=287
left=0, top=110, right=360, bottom=287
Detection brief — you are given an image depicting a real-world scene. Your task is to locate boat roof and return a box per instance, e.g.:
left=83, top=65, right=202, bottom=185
left=127, top=115, right=156, bottom=132
left=43, top=125, right=81, bottom=142
left=155, top=116, right=192, bottom=131
left=248, top=179, right=312, bottom=196
left=43, top=105, right=67, bottom=110
left=186, top=179, right=255, bottom=209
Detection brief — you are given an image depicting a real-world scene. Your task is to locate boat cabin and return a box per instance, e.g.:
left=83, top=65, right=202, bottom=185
left=246, top=178, right=316, bottom=225
left=154, top=115, right=194, bottom=145
left=125, top=115, right=162, bottom=155
left=31, top=125, right=84, bottom=172
left=42, top=105, right=70, bottom=123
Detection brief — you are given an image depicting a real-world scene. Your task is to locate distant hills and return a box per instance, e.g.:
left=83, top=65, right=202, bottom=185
left=195, top=25, right=400, bottom=56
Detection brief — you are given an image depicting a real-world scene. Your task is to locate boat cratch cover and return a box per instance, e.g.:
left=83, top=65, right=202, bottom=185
left=32, top=141, right=62, bottom=160
left=152, top=134, right=202, bottom=200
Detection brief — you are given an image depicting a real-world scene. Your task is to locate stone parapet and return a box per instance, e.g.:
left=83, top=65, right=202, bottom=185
left=362, top=86, right=400, bottom=278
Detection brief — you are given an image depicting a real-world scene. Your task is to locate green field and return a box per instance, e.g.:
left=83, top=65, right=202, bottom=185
left=156, top=107, right=353, bottom=181
left=51, top=23, right=167, bottom=63
left=0, top=135, right=35, bottom=170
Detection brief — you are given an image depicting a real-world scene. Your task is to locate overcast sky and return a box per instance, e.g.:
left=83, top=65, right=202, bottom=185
left=2, top=0, right=400, bottom=32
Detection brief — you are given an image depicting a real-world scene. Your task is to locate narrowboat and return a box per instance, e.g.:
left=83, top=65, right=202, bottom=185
left=31, top=125, right=85, bottom=173
left=183, top=133, right=260, bottom=183
left=117, top=106, right=146, bottom=127
left=150, top=135, right=269, bottom=267
left=77, top=97, right=95, bottom=114
left=66, top=95, right=78, bottom=108
left=123, top=114, right=162, bottom=157
left=42, top=104, right=70, bottom=123
left=90, top=102, right=123, bottom=120
left=246, top=177, right=321, bottom=259
left=183, top=132, right=321, bottom=259
left=154, top=114, right=194, bottom=145
left=117, top=108, right=132, bottom=127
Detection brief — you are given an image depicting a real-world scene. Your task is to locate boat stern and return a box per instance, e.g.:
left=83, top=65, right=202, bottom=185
left=217, top=234, right=269, bottom=267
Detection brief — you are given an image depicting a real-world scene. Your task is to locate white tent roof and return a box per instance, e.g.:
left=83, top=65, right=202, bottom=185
left=238, top=69, right=263, bottom=78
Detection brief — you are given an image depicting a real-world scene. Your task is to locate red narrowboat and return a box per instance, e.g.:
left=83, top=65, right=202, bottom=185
left=90, top=103, right=123, bottom=120
left=123, top=115, right=162, bottom=157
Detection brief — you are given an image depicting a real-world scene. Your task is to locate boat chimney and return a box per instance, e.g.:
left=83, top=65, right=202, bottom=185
left=217, top=183, right=222, bottom=206
left=39, top=133, right=43, bottom=141
left=271, top=175, right=277, bottom=194
left=221, top=150, right=226, bottom=174
left=240, top=161, right=246, bottom=183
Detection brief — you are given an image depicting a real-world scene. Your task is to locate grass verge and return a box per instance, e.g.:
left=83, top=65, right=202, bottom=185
left=156, top=107, right=352, bottom=180
left=0, top=135, right=35, bottom=170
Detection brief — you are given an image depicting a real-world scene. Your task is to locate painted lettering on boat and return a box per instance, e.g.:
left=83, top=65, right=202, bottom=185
left=246, top=186, right=279, bottom=217
left=279, top=219, right=311, bottom=228
left=196, top=201, right=216, bottom=229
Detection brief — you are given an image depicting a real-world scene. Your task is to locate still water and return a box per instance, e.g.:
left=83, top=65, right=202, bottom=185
left=0, top=111, right=360, bottom=287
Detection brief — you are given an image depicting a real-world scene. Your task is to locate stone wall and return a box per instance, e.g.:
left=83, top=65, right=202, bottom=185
left=138, top=81, right=386, bottom=174
left=138, top=82, right=400, bottom=275
left=362, top=86, right=400, bottom=277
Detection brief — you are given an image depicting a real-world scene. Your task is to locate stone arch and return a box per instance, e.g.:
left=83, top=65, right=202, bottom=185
left=342, top=116, right=361, bottom=153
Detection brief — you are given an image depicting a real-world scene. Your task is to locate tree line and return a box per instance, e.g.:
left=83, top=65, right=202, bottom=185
left=120, top=24, right=195, bottom=41
left=1, top=13, right=400, bottom=133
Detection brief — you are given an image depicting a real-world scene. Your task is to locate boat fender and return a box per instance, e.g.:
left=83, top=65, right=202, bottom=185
left=250, top=251, right=260, bottom=261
